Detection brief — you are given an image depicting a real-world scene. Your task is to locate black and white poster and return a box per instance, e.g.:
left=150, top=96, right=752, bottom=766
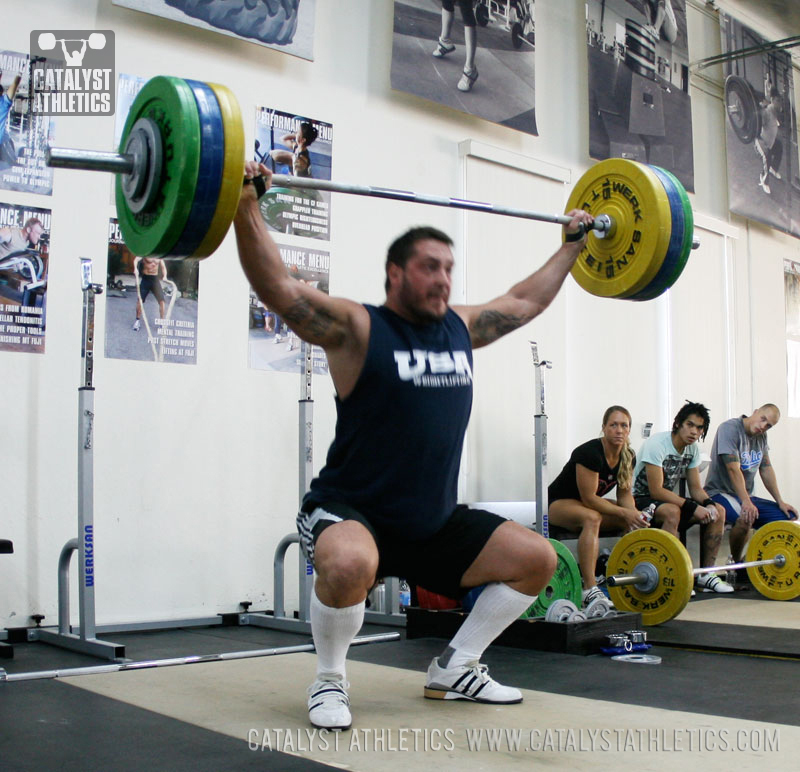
left=254, top=107, right=333, bottom=240
left=0, top=50, right=55, bottom=195
left=721, top=13, right=799, bottom=238
left=391, top=0, right=537, bottom=136
left=248, top=241, right=329, bottom=375
left=586, top=0, right=694, bottom=191
left=112, top=0, right=316, bottom=61
left=105, top=218, right=199, bottom=365
left=0, top=202, right=50, bottom=354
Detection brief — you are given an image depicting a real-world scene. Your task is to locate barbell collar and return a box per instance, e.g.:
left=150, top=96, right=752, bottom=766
left=608, top=554, right=786, bottom=587
left=607, top=573, right=645, bottom=587
left=606, top=560, right=659, bottom=591
left=47, top=146, right=136, bottom=176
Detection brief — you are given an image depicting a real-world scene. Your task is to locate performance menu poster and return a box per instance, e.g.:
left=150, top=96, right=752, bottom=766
left=104, top=218, right=199, bottom=365
left=0, top=202, right=50, bottom=353
left=248, top=240, right=329, bottom=375
left=254, top=107, right=333, bottom=241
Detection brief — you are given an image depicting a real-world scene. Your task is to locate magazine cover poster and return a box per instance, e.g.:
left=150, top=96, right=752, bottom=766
left=586, top=0, right=694, bottom=191
left=248, top=240, right=329, bottom=375
left=112, top=0, right=316, bottom=61
left=255, top=107, right=333, bottom=241
left=0, top=202, right=50, bottom=353
left=721, top=13, right=799, bottom=238
left=0, top=50, right=55, bottom=195
left=105, top=218, right=199, bottom=365
left=391, top=0, right=537, bottom=136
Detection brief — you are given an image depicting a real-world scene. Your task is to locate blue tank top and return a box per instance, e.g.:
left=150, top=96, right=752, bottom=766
left=305, top=304, right=474, bottom=538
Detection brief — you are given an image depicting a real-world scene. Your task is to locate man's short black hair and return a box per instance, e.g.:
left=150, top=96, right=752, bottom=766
left=672, top=400, right=711, bottom=440
left=384, top=226, right=453, bottom=293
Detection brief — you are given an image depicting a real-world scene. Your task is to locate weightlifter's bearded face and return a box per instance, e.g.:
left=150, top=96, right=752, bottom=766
left=395, top=239, right=454, bottom=323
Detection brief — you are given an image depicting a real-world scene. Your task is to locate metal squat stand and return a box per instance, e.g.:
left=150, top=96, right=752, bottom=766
left=530, top=342, right=552, bottom=538
left=239, top=343, right=406, bottom=635
left=33, top=259, right=125, bottom=659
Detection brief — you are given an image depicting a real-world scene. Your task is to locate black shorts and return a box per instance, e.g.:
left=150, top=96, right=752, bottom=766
left=634, top=495, right=695, bottom=532
left=139, top=274, right=164, bottom=303
left=297, top=501, right=506, bottom=599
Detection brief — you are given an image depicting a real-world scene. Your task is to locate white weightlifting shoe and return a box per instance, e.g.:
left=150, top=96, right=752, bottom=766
left=424, top=658, right=522, bottom=704
left=432, top=37, right=455, bottom=57
left=457, top=67, right=479, bottom=92
left=696, top=573, right=734, bottom=594
left=307, top=677, right=351, bottom=730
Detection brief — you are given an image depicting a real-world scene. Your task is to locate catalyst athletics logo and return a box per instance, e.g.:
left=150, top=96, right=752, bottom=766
left=29, top=30, right=115, bottom=116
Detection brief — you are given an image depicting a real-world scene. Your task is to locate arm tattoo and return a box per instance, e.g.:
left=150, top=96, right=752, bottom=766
left=471, top=309, right=527, bottom=346
left=721, top=453, right=739, bottom=465
left=283, top=296, right=343, bottom=344
left=761, top=455, right=772, bottom=468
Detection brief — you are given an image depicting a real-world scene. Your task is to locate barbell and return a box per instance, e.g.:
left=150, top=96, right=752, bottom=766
left=606, top=521, right=800, bottom=626
left=0, top=632, right=399, bottom=684
left=46, top=75, right=699, bottom=300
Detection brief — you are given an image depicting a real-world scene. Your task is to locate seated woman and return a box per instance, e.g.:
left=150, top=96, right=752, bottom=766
left=547, top=405, right=648, bottom=609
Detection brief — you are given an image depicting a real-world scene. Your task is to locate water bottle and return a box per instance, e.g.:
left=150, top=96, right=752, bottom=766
left=399, top=579, right=411, bottom=609
left=641, top=503, right=656, bottom=525
left=725, top=555, right=736, bottom=586
left=369, top=581, right=385, bottom=613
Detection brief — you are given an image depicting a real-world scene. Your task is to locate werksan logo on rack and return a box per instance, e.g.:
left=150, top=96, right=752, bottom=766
left=29, top=30, right=115, bottom=116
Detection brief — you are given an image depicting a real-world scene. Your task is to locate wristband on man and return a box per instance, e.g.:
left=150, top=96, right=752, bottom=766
left=702, top=498, right=715, bottom=509
left=680, top=499, right=698, bottom=518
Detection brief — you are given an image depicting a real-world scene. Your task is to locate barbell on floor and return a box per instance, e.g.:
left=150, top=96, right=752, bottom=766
left=46, top=75, right=699, bottom=300
left=0, top=632, right=400, bottom=684
left=605, top=521, right=800, bottom=626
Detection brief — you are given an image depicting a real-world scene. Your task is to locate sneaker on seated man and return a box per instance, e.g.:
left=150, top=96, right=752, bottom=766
left=581, top=584, right=615, bottom=610
left=695, top=572, right=734, bottom=594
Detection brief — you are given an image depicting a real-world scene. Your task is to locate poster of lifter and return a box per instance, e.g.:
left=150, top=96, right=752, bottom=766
left=248, top=240, right=329, bottom=375
left=0, top=202, right=50, bottom=354
left=105, top=218, right=200, bottom=365
left=254, top=107, right=333, bottom=241
left=0, top=50, right=55, bottom=195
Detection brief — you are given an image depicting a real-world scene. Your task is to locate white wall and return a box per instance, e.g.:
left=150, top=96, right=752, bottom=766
left=2, top=0, right=800, bottom=631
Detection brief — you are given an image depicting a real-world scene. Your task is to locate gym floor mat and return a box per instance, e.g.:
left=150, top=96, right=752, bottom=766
left=56, top=652, right=800, bottom=770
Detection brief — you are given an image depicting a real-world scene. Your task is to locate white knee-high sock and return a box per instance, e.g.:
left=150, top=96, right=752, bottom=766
left=440, top=9, right=454, bottom=41
left=310, top=590, right=365, bottom=680
left=464, top=25, right=477, bottom=70
left=439, top=582, right=535, bottom=669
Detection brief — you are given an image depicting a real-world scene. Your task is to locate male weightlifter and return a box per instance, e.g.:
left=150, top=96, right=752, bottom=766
left=234, top=161, right=593, bottom=731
